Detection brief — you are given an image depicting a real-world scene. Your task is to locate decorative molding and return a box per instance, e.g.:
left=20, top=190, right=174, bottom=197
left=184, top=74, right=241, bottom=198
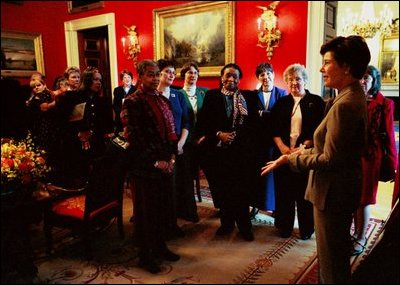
left=64, top=13, right=118, bottom=93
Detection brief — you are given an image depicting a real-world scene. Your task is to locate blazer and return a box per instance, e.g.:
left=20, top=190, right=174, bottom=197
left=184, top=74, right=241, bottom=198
left=245, top=86, right=287, bottom=151
left=179, top=86, right=208, bottom=143
left=289, top=81, right=368, bottom=211
left=113, top=85, right=136, bottom=132
left=168, top=88, right=190, bottom=137
left=196, top=88, right=255, bottom=152
left=122, top=91, right=176, bottom=178
left=271, top=90, right=325, bottom=148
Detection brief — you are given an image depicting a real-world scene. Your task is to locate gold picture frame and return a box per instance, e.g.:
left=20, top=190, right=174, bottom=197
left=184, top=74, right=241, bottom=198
left=153, top=1, right=235, bottom=77
left=68, top=1, right=104, bottom=14
left=378, top=32, right=399, bottom=85
left=1, top=30, right=45, bottom=77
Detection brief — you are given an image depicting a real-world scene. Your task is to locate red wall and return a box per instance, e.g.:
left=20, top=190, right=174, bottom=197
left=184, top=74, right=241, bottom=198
left=1, top=1, right=308, bottom=90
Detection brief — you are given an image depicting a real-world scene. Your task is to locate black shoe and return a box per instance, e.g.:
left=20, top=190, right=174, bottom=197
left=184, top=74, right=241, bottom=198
left=279, top=230, right=292, bottom=238
left=162, top=248, right=180, bottom=262
left=249, top=207, right=259, bottom=219
left=138, top=259, right=161, bottom=274
left=179, top=215, right=200, bottom=223
left=240, top=231, right=254, bottom=241
left=173, top=226, right=185, bottom=238
left=167, top=225, right=185, bottom=240
left=216, top=226, right=234, bottom=236
left=300, top=231, right=314, bottom=240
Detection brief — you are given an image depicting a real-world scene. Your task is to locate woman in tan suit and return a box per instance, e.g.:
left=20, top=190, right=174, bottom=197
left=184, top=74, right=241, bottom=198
left=261, top=35, right=371, bottom=284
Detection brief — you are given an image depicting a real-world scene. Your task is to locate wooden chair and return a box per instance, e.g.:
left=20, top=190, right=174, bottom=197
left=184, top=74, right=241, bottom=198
left=43, top=154, right=125, bottom=259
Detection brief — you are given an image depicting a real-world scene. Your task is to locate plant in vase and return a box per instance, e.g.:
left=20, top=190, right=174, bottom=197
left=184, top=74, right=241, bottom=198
left=1, top=133, right=51, bottom=195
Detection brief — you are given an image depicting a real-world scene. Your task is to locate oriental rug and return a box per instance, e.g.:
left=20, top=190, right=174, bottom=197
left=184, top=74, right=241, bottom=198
left=33, top=185, right=318, bottom=284
left=32, top=183, right=385, bottom=284
left=292, top=217, right=385, bottom=284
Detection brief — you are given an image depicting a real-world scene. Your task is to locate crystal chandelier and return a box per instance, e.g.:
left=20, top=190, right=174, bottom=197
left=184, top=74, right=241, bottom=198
left=342, top=2, right=395, bottom=38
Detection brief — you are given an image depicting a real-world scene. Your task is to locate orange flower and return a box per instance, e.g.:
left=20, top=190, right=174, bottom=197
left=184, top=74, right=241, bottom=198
left=3, top=158, right=14, bottom=168
left=1, top=133, right=51, bottom=192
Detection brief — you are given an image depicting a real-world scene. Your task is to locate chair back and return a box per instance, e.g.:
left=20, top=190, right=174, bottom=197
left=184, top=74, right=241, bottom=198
left=84, top=154, right=125, bottom=220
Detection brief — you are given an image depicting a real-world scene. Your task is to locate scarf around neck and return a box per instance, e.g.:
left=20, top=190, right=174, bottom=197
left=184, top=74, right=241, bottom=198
left=221, top=86, right=248, bottom=128
left=140, top=87, right=177, bottom=142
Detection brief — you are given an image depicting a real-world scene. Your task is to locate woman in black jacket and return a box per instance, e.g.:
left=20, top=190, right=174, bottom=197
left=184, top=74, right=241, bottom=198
left=271, top=63, right=325, bottom=240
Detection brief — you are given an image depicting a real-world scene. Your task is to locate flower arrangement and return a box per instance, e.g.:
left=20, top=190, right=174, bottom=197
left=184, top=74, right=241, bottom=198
left=1, top=133, right=51, bottom=194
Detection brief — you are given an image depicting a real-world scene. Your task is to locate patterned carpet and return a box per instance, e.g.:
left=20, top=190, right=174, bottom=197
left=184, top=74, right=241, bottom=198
left=292, top=218, right=385, bottom=284
left=30, top=183, right=386, bottom=284
left=31, top=186, right=318, bottom=284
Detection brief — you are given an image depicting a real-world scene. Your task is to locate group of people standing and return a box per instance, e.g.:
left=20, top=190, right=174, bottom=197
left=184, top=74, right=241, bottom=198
left=120, top=35, right=397, bottom=283
left=1, top=66, right=114, bottom=189
left=261, top=35, right=397, bottom=283
left=1, top=34, right=397, bottom=283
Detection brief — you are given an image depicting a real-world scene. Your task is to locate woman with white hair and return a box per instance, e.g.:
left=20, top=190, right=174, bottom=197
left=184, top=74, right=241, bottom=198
left=270, top=63, right=325, bottom=239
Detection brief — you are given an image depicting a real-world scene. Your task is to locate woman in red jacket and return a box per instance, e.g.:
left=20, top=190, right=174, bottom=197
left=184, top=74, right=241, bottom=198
left=352, top=65, right=398, bottom=255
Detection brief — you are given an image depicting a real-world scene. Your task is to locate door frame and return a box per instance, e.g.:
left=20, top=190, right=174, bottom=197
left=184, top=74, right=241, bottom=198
left=306, top=2, right=325, bottom=96
left=64, top=13, right=118, bottom=95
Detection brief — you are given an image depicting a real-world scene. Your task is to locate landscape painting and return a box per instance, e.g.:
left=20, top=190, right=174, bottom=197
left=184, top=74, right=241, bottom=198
left=1, top=30, right=45, bottom=77
left=154, top=1, right=235, bottom=77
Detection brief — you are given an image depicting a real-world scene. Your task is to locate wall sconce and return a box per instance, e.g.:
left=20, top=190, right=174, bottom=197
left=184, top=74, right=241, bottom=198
left=257, top=1, right=281, bottom=61
left=121, top=25, right=141, bottom=63
left=342, top=3, right=395, bottom=38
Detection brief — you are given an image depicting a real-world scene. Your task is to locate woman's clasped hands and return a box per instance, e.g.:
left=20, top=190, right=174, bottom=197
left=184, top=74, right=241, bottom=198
left=154, top=158, right=175, bottom=174
left=218, top=131, right=236, bottom=145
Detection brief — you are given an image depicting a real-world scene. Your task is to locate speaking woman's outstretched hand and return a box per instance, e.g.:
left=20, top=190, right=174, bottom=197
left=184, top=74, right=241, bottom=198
left=261, top=154, right=289, bottom=176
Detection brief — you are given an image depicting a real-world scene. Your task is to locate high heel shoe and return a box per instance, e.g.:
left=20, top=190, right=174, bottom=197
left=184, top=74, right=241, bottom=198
left=249, top=207, right=259, bottom=219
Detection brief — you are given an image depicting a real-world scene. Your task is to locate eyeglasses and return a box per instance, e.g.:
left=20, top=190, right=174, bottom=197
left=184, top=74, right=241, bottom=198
left=286, top=77, right=304, bottom=83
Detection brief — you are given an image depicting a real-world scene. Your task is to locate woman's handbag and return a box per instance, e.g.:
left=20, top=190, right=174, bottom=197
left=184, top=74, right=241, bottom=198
left=379, top=98, right=395, bottom=182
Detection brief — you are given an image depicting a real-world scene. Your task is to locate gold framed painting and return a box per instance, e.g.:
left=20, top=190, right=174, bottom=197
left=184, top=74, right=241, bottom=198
left=68, top=1, right=104, bottom=14
left=153, top=1, right=235, bottom=77
left=378, top=32, right=399, bottom=85
left=1, top=30, right=45, bottom=77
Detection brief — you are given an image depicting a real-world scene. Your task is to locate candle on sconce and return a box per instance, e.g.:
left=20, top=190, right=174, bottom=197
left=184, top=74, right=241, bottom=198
left=121, top=37, right=126, bottom=49
left=257, top=18, right=262, bottom=31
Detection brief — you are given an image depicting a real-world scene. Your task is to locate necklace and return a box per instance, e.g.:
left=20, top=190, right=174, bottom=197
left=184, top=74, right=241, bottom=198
left=291, top=100, right=301, bottom=117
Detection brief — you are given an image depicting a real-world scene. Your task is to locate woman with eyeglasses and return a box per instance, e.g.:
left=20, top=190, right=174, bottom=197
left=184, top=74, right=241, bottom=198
left=157, top=59, right=190, bottom=239
left=178, top=62, right=209, bottom=222
left=270, top=63, right=325, bottom=240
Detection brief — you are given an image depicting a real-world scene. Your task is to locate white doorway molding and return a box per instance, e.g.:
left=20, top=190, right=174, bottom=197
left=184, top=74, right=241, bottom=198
left=64, top=13, right=118, bottom=91
left=306, top=2, right=325, bottom=95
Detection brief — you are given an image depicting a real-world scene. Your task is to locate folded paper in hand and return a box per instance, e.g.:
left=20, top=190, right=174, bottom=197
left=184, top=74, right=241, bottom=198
left=112, top=136, right=129, bottom=150
left=69, top=102, right=86, bottom=122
